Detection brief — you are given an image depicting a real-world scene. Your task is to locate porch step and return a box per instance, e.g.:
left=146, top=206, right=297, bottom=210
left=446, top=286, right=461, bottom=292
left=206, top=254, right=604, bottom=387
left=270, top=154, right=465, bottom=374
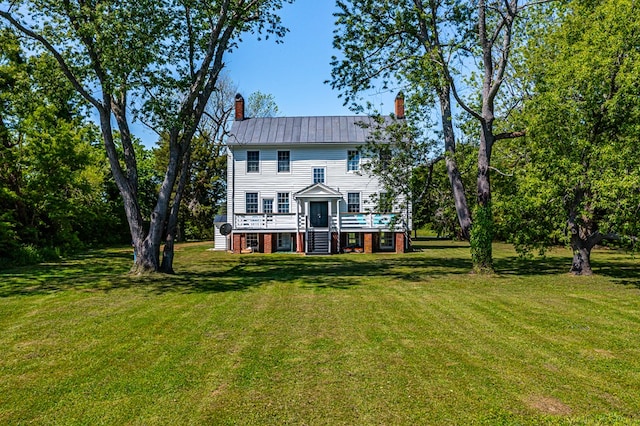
left=307, top=231, right=329, bottom=254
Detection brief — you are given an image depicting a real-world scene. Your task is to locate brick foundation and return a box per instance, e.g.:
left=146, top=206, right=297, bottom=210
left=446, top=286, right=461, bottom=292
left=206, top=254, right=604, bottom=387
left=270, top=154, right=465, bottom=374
left=232, top=234, right=242, bottom=254
left=395, top=232, right=405, bottom=253
left=296, top=232, right=305, bottom=253
left=364, top=232, right=373, bottom=254
left=331, top=232, right=339, bottom=254
left=263, top=233, right=274, bottom=254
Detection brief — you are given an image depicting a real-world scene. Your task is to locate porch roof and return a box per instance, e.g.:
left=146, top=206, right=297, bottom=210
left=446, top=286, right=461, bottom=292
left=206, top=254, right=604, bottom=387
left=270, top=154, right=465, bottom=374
left=294, top=183, right=343, bottom=200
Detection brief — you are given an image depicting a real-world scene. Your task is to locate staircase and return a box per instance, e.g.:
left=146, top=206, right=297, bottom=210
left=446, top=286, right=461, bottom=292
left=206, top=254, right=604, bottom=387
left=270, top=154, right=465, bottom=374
left=307, top=231, right=329, bottom=254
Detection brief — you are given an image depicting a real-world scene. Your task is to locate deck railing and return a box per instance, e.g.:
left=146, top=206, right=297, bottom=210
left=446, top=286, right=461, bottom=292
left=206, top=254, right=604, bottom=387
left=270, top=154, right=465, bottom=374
left=234, top=212, right=404, bottom=231
left=234, top=214, right=298, bottom=230
left=338, top=213, right=402, bottom=229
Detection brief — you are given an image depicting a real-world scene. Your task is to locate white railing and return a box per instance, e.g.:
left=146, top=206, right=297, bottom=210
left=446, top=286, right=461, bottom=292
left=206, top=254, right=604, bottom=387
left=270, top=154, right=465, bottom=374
left=340, top=213, right=405, bottom=230
left=234, top=214, right=297, bottom=230
left=234, top=212, right=405, bottom=231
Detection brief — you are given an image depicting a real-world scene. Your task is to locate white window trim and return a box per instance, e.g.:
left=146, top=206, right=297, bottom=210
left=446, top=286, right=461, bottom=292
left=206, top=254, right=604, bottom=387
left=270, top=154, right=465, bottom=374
left=347, top=150, right=360, bottom=173
left=245, top=233, right=259, bottom=249
left=277, top=192, right=290, bottom=214
left=262, top=198, right=274, bottom=214
left=347, top=192, right=361, bottom=213
left=246, top=150, right=260, bottom=173
left=245, top=192, right=259, bottom=213
left=277, top=150, right=291, bottom=174
left=312, top=166, right=326, bottom=184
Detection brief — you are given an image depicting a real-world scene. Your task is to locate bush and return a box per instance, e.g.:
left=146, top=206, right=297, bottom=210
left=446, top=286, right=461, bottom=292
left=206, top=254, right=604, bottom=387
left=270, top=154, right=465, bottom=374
left=0, top=244, right=61, bottom=269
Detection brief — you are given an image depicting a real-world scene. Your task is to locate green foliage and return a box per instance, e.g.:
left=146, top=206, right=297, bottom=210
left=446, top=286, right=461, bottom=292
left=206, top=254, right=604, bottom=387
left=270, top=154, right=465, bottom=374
left=179, top=132, right=227, bottom=241
left=246, top=91, right=279, bottom=118
left=2, top=0, right=293, bottom=273
left=470, top=202, right=494, bottom=273
left=154, top=129, right=226, bottom=241
left=331, top=0, right=470, bottom=113
left=359, top=115, right=432, bottom=225
left=0, top=29, right=126, bottom=264
left=422, top=143, right=477, bottom=238
left=500, top=0, right=640, bottom=263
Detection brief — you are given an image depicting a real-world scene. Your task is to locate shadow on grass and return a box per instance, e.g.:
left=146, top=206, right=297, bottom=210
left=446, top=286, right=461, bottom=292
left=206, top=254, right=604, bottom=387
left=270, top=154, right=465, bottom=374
left=1, top=244, right=639, bottom=297
left=494, top=252, right=640, bottom=289
left=0, top=251, right=398, bottom=297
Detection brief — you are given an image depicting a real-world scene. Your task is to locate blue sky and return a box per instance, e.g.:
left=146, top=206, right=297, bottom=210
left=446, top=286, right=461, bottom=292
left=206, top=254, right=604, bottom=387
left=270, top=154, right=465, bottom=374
left=133, top=1, right=399, bottom=146
left=225, top=1, right=397, bottom=117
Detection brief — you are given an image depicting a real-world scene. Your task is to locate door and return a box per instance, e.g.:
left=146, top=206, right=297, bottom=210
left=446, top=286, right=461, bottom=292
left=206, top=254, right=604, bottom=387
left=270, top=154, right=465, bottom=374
left=309, top=201, right=329, bottom=228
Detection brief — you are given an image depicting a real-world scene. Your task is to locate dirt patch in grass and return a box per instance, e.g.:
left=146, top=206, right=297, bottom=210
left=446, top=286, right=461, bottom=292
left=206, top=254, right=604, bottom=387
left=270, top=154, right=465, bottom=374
left=525, top=395, right=572, bottom=415
left=592, top=348, right=616, bottom=358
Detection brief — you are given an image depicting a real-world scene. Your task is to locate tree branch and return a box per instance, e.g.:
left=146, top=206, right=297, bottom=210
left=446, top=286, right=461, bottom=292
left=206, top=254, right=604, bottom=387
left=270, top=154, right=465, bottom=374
left=0, top=10, right=102, bottom=111
left=494, top=130, right=525, bottom=140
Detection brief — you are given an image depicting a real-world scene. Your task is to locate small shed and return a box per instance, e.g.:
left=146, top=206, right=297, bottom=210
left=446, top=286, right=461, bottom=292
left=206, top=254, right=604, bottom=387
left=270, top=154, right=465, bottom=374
left=213, top=215, right=230, bottom=251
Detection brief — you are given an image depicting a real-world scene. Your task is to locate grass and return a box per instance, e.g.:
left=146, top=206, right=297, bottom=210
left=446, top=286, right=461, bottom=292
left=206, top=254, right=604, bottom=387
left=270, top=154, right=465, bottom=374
left=1, top=239, right=640, bottom=425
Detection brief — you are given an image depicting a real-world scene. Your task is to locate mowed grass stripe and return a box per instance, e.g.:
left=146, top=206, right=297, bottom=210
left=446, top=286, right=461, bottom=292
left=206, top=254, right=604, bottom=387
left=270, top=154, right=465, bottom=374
left=1, top=241, right=640, bottom=424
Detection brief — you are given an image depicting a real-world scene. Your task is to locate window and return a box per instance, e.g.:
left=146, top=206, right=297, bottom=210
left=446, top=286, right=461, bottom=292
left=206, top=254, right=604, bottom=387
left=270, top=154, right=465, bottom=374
left=245, top=233, right=258, bottom=249
left=277, top=233, right=292, bottom=251
left=263, top=198, right=273, bottom=213
left=380, top=232, right=394, bottom=249
left=379, top=191, right=393, bottom=213
left=380, top=150, right=391, bottom=171
left=347, top=150, right=360, bottom=172
left=278, top=151, right=290, bottom=173
left=247, top=151, right=259, bottom=173
left=246, top=193, right=258, bottom=213
left=313, top=167, right=325, bottom=184
left=277, top=192, right=290, bottom=213
left=347, top=233, right=362, bottom=247
left=347, top=192, right=360, bottom=213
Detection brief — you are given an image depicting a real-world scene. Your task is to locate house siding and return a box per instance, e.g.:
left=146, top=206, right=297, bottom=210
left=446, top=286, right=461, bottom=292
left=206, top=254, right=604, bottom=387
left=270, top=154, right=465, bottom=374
left=230, top=144, right=383, bottom=214
left=225, top=111, right=410, bottom=254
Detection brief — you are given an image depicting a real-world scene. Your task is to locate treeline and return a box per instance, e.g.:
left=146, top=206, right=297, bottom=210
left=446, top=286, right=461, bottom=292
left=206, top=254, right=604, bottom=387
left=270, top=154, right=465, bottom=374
left=334, top=0, right=640, bottom=274
left=0, top=29, right=227, bottom=266
left=3, top=0, right=639, bottom=276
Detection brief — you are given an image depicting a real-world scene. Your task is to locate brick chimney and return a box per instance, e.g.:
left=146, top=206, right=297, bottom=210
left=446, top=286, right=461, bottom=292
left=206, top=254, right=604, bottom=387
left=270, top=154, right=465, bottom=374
left=234, top=93, right=245, bottom=121
left=394, top=92, right=405, bottom=119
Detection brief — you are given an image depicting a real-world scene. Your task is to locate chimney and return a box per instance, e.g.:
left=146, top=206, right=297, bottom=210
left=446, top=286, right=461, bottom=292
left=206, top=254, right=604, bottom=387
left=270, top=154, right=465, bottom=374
left=234, top=93, right=245, bottom=121
left=394, top=92, right=405, bottom=119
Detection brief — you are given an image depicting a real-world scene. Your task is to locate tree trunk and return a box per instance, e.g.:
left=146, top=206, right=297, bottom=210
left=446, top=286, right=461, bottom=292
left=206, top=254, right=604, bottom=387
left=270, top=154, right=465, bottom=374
left=94, top=106, right=163, bottom=275
left=439, top=87, right=472, bottom=240
left=567, top=204, right=595, bottom=276
left=470, top=121, right=495, bottom=273
left=133, top=238, right=161, bottom=274
left=570, top=238, right=594, bottom=276
left=160, top=147, right=191, bottom=274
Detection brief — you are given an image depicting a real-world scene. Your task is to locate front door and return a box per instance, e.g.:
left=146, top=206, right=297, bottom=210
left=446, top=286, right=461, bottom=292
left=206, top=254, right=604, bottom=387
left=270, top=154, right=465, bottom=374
left=309, top=201, right=328, bottom=228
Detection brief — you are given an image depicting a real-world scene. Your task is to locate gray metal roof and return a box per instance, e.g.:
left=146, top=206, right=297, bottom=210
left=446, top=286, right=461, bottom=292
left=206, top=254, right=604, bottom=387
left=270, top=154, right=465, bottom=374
left=228, top=116, right=386, bottom=145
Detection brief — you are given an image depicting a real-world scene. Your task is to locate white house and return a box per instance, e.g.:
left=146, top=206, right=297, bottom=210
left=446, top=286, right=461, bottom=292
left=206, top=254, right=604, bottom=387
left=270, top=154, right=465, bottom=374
left=220, top=93, right=410, bottom=255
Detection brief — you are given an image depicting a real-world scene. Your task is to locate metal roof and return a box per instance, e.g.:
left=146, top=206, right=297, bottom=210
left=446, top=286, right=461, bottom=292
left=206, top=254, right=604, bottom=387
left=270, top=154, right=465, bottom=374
left=228, top=116, right=388, bottom=145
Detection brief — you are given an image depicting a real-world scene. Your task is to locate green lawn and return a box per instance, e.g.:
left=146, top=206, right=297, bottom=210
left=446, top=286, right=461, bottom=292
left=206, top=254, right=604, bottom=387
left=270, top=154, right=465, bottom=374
left=1, top=239, right=639, bottom=425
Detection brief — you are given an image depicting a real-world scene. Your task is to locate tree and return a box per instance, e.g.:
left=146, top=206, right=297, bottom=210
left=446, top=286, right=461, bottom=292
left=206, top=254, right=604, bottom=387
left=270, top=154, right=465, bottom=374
left=153, top=79, right=278, bottom=241
left=331, top=0, right=473, bottom=244
left=1, top=29, right=118, bottom=261
left=1, top=0, right=291, bottom=273
left=246, top=90, right=279, bottom=117
left=358, top=112, right=432, bottom=235
left=331, top=0, right=540, bottom=273
left=504, top=0, right=640, bottom=275
left=181, top=76, right=236, bottom=240
left=454, top=0, right=533, bottom=273
left=331, top=0, right=471, bottom=243
left=154, top=74, right=236, bottom=241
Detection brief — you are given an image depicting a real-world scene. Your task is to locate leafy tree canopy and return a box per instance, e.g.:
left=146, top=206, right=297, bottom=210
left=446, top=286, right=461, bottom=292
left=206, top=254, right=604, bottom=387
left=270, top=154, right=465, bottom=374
left=499, top=0, right=640, bottom=274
